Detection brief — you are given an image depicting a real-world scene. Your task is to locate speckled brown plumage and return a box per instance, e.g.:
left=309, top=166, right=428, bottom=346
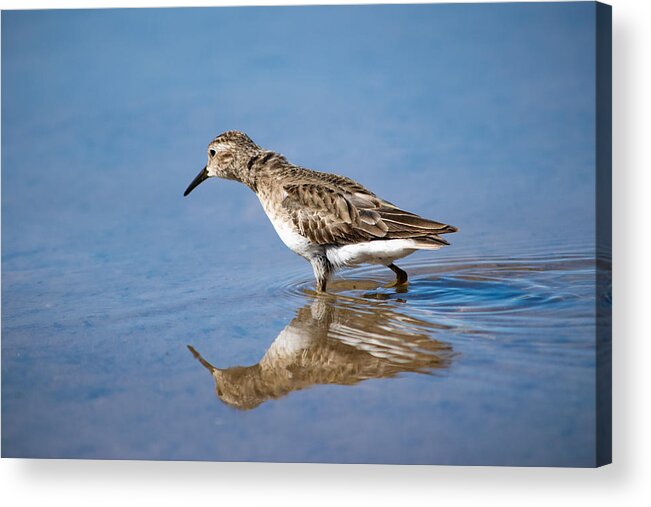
left=184, top=130, right=458, bottom=291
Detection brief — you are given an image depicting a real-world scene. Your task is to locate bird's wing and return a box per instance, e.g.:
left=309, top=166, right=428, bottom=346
left=376, top=205, right=458, bottom=243
left=281, top=184, right=388, bottom=245
left=299, top=168, right=376, bottom=196
left=282, top=183, right=458, bottom=246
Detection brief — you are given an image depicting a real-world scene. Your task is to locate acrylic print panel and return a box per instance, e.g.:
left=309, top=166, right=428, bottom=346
left=1, top=2, right=611, bottom=466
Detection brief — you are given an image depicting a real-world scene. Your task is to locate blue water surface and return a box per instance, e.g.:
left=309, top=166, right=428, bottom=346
left=2, top=3, right=604, bottom=466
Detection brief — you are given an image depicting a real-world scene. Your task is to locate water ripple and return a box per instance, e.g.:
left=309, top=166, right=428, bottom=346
left=268, top=252, right=599, bottom=337
left=186, top=250, right=602, bottom=410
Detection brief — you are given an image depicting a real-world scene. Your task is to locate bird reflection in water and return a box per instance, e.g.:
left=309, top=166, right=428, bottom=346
left=188, top=288, right=455, bottom=410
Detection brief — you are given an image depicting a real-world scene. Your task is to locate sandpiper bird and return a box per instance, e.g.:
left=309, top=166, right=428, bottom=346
left=184, top=131, right=457, bottom=292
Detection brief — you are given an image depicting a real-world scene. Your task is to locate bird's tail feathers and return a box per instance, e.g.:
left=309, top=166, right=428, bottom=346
left=410, top=235, right=450, bottom=250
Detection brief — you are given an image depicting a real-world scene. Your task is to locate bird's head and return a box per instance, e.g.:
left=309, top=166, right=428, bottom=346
left=184, top=130, right=260, bottom=196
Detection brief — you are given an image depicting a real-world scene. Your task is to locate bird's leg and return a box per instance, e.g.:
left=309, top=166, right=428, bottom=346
left=386, top=263, right=409, bottom=288
left=311, top=255, right=333, bottom=293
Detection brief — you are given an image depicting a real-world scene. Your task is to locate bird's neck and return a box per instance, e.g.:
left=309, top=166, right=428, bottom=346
left=241, top=150, right=292, bottom=192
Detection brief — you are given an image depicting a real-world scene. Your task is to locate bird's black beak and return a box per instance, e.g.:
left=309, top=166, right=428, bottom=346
left=184, top=166, right=209, bottom=197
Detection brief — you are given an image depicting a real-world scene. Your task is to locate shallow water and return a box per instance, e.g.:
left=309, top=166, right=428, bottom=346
left=2, top=4, right=606, bottom=466
left=2, top=244, right=605, bottom=465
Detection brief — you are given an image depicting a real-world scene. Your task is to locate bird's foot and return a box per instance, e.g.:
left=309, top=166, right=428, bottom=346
left=385, top=263, right=409, bottom=291
left=383, top=279, right=409, bottom=293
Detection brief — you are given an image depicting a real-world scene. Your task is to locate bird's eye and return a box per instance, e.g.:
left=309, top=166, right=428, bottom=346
left=209, top=149, right=216, bottom=158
